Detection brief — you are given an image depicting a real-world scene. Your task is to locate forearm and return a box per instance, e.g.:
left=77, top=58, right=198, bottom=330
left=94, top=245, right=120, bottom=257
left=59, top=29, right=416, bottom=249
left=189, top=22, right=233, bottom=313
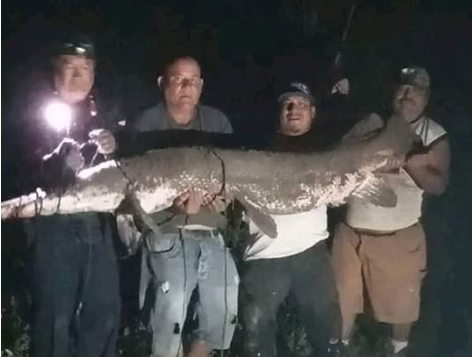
left=405, top=164, right=448, bottom=195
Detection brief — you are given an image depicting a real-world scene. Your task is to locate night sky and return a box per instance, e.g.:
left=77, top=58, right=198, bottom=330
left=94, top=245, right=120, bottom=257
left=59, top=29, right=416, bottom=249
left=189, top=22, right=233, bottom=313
left=2, top=0, right=472, bottom=355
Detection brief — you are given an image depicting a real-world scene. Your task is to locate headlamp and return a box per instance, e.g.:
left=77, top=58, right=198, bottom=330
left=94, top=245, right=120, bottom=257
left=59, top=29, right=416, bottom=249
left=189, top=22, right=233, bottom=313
left=57, top=37, right=95, bottom=59
left=53, top=34, right=96, bottom=60
left=44, top=101, right=72, bottom=134
left=61, top=42, right=94, bottom=58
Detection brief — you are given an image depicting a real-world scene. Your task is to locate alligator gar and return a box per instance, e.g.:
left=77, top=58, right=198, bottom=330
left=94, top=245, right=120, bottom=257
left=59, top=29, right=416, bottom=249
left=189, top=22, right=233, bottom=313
left=1, top=114, right=417, bottom=237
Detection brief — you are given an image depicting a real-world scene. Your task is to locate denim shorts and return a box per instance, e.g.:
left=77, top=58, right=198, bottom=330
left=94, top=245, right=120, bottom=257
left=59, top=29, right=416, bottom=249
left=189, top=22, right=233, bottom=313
left=140, top=229, right=239, bottom=356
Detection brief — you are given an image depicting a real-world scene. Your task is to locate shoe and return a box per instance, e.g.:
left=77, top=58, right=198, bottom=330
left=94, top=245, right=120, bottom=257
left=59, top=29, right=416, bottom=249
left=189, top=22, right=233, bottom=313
left=325, top=341, right=350, bottom=357
left=394, top=348, right=408, bottom=357
left=385, top=342, right=409, bottom=357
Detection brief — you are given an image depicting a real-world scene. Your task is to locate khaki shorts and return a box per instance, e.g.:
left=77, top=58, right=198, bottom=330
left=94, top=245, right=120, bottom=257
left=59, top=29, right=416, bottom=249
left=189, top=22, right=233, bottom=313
left=331, top=222, right=427, bottom=324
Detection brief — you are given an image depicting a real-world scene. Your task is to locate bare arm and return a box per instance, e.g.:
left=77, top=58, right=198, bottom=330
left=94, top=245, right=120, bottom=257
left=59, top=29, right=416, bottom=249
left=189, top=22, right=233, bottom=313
left=405, top=138, right=450, bottom=195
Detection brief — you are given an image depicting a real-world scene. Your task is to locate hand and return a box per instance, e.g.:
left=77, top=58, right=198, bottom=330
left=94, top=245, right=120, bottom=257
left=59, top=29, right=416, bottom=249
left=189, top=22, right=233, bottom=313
left=202, top=193, right=228, bottom=212
left=378, top=156, right=403, bottom=172
left=172, top=190, right=205, bottom=215
left=406, top=153, right=430, bottom=169
left=374, top=150, right=403, bottom=173
left=89, top=129, right=116, bottom=155
left=57, top=138, right=84, bottom=172
left=331, top=78, right=350, bottom=95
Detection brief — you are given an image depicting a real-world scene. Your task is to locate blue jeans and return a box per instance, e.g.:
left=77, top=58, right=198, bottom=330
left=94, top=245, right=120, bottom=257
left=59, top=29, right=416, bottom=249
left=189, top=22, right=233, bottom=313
left=141, top=229, right=239, bottom=357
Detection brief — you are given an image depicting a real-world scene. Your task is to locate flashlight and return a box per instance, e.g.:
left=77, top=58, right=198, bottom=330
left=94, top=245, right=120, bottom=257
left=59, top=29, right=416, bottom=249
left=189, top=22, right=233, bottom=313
left=44, top=101, right=72, bottom=134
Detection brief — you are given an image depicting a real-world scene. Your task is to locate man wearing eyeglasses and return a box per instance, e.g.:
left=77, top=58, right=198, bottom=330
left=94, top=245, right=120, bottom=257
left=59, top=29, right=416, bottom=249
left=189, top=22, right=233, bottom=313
left=134, top=56, right=232, bottom=133
left=131, top=56, right=238, bottom=357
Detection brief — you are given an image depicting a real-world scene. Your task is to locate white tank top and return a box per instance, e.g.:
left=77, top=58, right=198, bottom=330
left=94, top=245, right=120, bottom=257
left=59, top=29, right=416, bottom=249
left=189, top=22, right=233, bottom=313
left=346, top=116, right=446, bottom=231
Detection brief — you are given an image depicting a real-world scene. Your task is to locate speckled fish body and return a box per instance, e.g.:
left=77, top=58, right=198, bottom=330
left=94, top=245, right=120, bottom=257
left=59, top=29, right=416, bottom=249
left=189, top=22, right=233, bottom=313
left=1, top=114, right=416, bottom=224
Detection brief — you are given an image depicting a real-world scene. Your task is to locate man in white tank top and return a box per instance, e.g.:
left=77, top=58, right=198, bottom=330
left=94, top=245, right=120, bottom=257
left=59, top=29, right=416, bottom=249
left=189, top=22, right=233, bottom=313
left=240, top=82, right=341, bottom=357
left=330, top=67, right=450, bottom=356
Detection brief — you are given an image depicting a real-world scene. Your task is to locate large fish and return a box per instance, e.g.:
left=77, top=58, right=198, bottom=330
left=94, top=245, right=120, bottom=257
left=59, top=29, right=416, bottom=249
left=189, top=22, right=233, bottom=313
left=1, top=114, right=417, bottom=237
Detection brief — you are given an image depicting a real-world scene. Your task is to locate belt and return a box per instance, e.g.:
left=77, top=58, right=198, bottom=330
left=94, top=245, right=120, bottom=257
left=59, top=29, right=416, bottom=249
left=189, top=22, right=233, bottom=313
left=350, top=222, right=418, bottom=237
left=180, top=227, right=219, bottom=238
left=353, top=228, right=396, bottom=236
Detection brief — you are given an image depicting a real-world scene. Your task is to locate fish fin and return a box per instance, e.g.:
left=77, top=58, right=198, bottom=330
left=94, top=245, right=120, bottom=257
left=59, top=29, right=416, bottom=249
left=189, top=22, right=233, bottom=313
left=235, top=194, right=278, bottom=238
left=353, top=176, right=398, bottom=208
left=342, top=113, right=384, bottom=144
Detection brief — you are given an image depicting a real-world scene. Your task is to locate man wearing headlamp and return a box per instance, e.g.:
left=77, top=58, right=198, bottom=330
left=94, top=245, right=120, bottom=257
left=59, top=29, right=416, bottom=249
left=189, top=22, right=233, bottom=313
left=22, top=34, right=121, bottom=357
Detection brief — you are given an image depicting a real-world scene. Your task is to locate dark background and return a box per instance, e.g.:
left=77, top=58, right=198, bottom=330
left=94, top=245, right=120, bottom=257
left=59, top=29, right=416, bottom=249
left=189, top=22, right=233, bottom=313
left=2, top=1, right=472, bottom=356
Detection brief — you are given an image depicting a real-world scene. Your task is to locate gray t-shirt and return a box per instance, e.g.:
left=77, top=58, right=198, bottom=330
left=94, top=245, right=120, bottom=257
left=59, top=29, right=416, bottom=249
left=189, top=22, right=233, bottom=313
left=133, top=102, right=233, bottom=134
left=132, top=101, right=232, bottom=231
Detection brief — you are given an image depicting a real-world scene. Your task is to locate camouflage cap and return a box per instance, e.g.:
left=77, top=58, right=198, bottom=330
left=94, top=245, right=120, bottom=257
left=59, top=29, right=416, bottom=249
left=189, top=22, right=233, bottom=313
left=400, top=67, right=430, bottom=89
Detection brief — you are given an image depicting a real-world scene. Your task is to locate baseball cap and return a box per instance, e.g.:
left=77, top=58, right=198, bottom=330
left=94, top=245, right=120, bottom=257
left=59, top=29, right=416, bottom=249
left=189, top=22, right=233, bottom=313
left=400, top=66, right=430, bottom=89
left=278, top=82, right=316, bottom=105
left=54, top=34, right=96, bottom=60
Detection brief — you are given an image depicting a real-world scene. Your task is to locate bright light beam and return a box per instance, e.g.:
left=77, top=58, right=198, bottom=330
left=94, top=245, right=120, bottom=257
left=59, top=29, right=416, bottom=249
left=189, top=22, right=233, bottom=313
left=44, top=101, right=72, bottom=133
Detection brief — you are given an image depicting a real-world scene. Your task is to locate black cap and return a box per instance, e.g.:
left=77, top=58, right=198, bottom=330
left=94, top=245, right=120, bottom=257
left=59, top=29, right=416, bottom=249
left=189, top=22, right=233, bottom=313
left=278, top=82, right=316, bottom=105
left=54, top=34, right=95, bottom=59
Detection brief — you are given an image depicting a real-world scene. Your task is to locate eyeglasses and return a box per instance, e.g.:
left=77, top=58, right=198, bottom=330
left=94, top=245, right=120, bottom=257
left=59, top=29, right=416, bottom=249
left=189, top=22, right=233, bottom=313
left=168, top=76, right=203, bottom=87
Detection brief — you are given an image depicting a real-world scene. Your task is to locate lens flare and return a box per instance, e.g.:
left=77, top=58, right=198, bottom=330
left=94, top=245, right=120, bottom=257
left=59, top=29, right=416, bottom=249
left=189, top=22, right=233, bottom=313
left=44, top=102, right=72, bottom=132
